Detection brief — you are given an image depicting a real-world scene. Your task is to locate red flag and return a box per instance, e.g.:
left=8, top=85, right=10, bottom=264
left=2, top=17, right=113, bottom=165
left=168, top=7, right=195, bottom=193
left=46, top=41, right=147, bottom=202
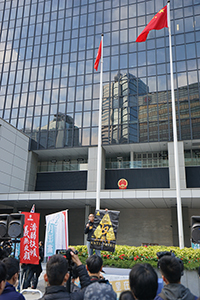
left=20, top=212, right=40, bottom=265
left=136, top=5, right=168, bottom=43
left=94, top=40, right=102, bottom=71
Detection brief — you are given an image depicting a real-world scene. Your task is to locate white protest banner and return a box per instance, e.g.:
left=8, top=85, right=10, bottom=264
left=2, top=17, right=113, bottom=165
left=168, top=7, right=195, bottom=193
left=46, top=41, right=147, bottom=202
left=44, top=210, right=68, bottom=257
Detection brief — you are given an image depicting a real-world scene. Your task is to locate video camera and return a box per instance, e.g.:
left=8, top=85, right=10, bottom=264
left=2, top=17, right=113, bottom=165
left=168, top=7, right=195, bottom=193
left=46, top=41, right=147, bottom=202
left=156, top=250, right=184, bottom=276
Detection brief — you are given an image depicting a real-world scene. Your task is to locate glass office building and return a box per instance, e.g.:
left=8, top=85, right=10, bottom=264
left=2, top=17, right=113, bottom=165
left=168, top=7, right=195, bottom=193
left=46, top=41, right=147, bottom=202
left=0, top=0, right=200, bottom=150
left=1, top=0, right=200, bottom=247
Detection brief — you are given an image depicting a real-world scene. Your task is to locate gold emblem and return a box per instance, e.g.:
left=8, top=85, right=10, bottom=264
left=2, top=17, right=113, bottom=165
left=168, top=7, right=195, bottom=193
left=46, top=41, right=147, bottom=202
left=118, top=178, right=128, bottom=189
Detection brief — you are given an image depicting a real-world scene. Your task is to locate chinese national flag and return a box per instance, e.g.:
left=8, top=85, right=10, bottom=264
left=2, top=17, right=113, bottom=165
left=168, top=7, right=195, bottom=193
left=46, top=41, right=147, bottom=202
left=94, top=40, right=102, bottom=71
left=136, top=5, right=168, bottom=42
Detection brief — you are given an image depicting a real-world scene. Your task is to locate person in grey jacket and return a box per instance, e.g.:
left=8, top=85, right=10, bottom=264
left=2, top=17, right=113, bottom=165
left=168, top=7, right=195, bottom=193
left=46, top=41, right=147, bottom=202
left=40, top=249, right=90, bottom=300
left=154, top=256, right=197, bottom=300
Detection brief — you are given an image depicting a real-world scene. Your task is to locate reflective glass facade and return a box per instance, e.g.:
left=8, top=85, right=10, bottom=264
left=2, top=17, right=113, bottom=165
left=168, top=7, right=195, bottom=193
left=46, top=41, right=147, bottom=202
left=0, top=0, right=200, bottom=149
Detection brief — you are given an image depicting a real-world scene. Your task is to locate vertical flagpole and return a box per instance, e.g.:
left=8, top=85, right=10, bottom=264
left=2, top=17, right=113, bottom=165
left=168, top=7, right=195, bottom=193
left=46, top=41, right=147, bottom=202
left=167, top=1, right=184, bottom=249
left=96, top=34, right=103, bottom=210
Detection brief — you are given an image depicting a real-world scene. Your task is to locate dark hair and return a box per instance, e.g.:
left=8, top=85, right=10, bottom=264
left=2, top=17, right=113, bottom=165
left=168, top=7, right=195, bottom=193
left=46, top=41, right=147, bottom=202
left=2, top=257, right=19, bottom=281
left=46, top=254, right=68, bottom=285
left=129, top=263, right=158, bottom=300
left=198, top=266, right=200, bottom=277
left=0, top=261, right=7, bottom=283
left=159, top=256, right=181, bottom=283
left=119, top=291, right=134, bottom=300
left=86, top=255, right=103, bottom=274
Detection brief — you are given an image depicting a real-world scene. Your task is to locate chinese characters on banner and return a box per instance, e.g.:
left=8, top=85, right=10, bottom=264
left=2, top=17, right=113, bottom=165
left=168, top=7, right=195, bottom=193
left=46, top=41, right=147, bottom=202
left=110, top=279, right=129, bottom=297
left=90, top=210, right=120, bottom=252
left=44, top=210, right=68, bottom=257
left=20, top=212, right=40, bottom=265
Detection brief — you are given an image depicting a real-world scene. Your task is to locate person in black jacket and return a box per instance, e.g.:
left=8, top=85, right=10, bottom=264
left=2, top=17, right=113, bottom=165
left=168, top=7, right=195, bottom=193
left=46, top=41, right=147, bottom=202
left=129, top=263, right=158, bottom=300
left=84, top=214, right=101, bottom=257
left=40, top=249, right=90, bottom=300
left=23, top=241, right=44, bottom=289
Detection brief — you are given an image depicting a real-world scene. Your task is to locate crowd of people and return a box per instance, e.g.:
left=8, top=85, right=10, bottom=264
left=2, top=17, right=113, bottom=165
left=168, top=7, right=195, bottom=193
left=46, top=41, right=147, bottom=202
left=0, top=213, right=199, bottom=300
left=0, top=245, right=199, bottom=300
left=0, top=240, right=44, bottom=299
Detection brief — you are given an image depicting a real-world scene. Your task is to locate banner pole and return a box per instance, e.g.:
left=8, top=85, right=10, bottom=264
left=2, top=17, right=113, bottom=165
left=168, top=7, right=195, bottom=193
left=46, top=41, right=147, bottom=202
left=167, top=0, right=184, bottom=249
left=96, top=34, right=103, bottom=210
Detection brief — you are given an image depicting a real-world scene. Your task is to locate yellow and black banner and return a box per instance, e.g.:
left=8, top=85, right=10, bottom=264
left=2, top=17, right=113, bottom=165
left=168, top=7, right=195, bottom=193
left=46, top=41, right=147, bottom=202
left=90, top=210, right=120, bottom=252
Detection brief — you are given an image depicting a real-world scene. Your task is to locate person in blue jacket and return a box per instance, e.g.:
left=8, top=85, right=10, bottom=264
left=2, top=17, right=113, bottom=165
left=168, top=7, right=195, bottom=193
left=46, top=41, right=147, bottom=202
left=0, top=257, right=25, bottom=300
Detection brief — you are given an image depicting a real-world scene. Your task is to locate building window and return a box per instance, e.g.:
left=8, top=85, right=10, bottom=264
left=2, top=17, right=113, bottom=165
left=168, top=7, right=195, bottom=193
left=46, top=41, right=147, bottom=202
left=184, top=149, right=200, bottom=166
left=106, top=151, right=168, bottom=169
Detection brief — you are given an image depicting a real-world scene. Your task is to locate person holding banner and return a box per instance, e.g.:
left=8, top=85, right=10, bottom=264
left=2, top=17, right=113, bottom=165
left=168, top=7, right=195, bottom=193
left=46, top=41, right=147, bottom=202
left=84, top=214, right=101, bottom=258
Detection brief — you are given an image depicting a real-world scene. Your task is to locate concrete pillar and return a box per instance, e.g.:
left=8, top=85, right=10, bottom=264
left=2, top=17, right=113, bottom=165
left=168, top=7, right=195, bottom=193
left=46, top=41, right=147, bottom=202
left=171, top=206, right=190, bottom=247
left=101, top=147, right=106, bottom=189
left=168, top=141, right=186, bottom=189
left=87, top=147, right=106, bottom=191
left=24, top=152, right=38, bottom=191
left=130, top=151, right=134, bottom=168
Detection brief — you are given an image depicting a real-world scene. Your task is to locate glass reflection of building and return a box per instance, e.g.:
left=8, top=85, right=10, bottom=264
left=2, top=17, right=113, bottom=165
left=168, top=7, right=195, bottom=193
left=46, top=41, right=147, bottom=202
left=31, top=112, right=79, bottom=149
left=138, top=82, right=200, bottom=143
left=0, top=0, right=199, bottom=148
left=102, top=73, right=148, bottom=144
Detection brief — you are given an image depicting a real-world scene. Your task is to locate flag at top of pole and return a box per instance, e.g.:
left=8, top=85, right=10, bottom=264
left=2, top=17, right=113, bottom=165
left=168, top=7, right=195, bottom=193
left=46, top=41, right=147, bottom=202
left=136, top=1, right=185, bottom=249
left=136, top=5, right=168, bottom=42
left=30, top=204, right=35, bottom=213
left=94, top=40, right=102, bottom=71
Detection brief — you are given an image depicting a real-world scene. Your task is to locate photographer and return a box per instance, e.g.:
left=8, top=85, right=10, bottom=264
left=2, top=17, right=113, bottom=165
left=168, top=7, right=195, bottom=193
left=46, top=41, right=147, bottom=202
left=40, top=248, right=90, bottom=300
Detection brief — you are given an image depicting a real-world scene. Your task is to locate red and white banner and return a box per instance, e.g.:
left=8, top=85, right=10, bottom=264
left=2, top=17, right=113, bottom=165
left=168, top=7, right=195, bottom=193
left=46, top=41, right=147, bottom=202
left=20, top=212, right=40, bottom=265
left=44, top=210, right=68, bottom=257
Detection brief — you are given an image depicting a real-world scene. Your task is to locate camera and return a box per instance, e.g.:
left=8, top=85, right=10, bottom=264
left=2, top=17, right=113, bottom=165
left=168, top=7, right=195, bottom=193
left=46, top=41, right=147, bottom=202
left=56, top=248, right=78, bottom=263
left=56, top=248, right=79, bottom=293
left=156, top=250, right=184, bottom=276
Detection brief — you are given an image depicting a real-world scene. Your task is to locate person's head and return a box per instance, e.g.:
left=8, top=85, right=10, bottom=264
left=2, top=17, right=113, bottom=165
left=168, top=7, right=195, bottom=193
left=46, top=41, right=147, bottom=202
left=0, top=261, right=7, bottom=294
left=129, top=263, right=158, bottom=300
left=84, top=281, right=117, bottom=300
left=39, top=241, right=43, bottom=247
left=119, top=291, right=134, bottom=300
left=88, top=214, right=94, bottom=223
left=44, top=254, right=69, bottom=286
left=159, top=256, right=181, bottom=284
left=86, top=255, right=103, bottom=275
left=2, top=257, right=19, bottom=285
